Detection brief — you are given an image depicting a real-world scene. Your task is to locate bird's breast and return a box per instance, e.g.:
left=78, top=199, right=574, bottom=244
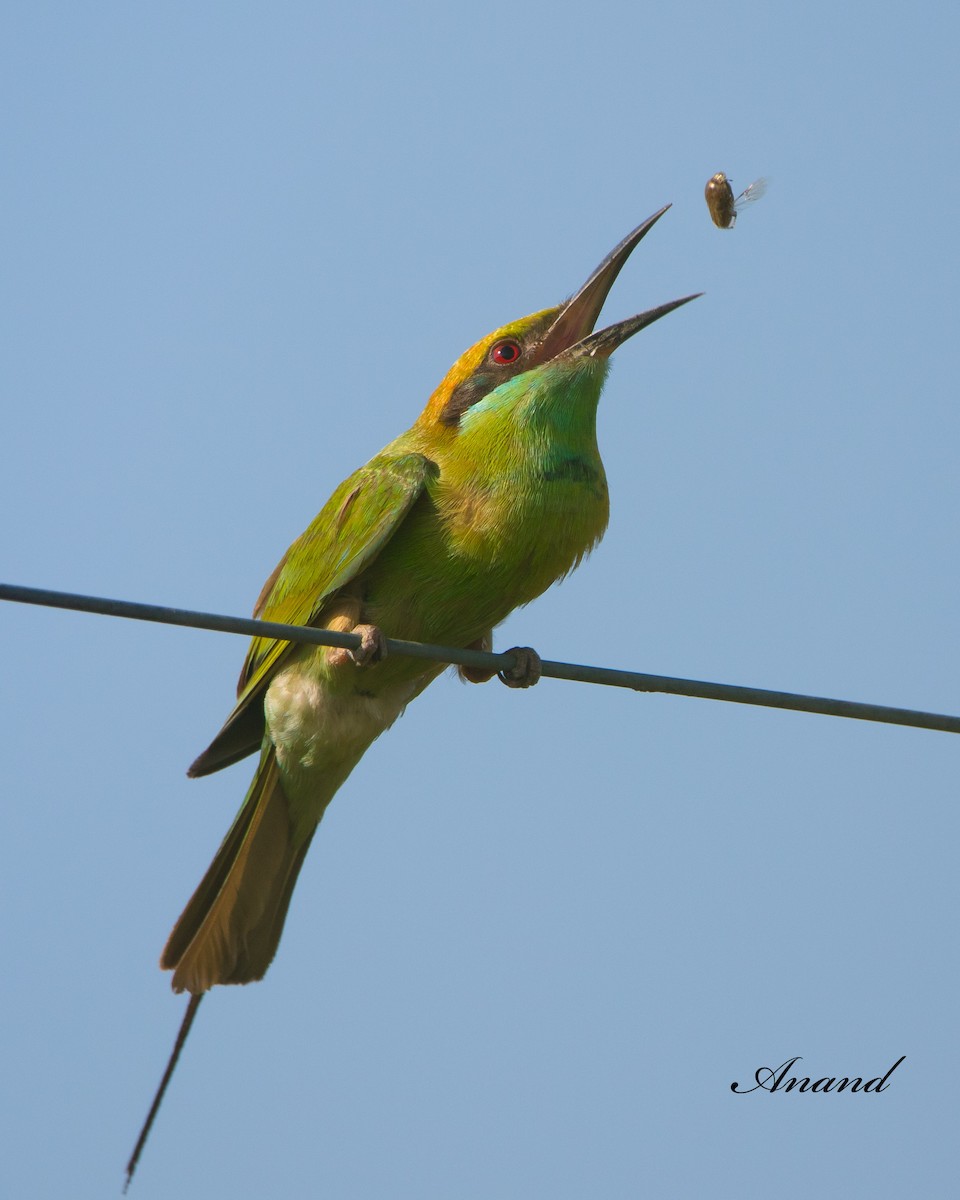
left=432, top=454, right=610, bottom=599
left=344, top=444, right=610, bottom=654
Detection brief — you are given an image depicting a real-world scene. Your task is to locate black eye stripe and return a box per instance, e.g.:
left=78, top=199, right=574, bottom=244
left=437, top=325, right=543, bottom=428
left=439, top=373, right=495, bottom=427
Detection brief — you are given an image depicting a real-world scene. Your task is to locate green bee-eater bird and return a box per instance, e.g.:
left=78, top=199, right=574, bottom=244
left=127, top=206, right=697, bottom=1184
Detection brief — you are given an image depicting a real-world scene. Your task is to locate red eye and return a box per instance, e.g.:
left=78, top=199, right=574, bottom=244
left=491, top=339, right=521, bottom=365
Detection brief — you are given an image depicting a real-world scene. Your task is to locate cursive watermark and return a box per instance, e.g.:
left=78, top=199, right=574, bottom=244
left=731, top=1055, right=905, bottom=1094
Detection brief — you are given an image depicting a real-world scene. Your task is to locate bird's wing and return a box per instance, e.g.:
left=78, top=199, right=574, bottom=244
left=188, top=451, right=436, bottom=777
left=239, top=451, right=436, bottom=698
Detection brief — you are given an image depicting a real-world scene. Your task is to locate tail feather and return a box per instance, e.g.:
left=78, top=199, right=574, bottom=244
left=161, top=748, right=316, bottom=993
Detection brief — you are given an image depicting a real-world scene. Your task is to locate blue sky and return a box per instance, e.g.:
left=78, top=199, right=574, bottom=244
left=3, top=3, right=958, bottom=1197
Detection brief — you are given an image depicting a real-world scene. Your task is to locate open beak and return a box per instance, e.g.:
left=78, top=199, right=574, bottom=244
left=536, top=206, right=701, bottom=363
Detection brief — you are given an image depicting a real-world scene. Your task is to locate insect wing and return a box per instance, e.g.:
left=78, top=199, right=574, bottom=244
left=734, top=177, right=768, bottom=209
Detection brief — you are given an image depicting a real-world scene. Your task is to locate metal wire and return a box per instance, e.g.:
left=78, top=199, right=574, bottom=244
left=2, top=580, right=958, bottom=735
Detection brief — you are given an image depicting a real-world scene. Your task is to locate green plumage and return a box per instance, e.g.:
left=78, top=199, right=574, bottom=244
left=160, top=208, right=696, bottom=995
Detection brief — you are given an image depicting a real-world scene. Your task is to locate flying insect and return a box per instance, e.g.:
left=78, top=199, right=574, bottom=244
left=705, top=172, right=766, bottom=229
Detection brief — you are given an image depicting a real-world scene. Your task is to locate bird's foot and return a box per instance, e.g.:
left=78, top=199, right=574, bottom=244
left=329, top=624, right=387, bottom=668
left=498, top=646, right=542, bottom=689
left=458, top=633, right=495, bottom=684
left=350, top=624, right=387, bottom=666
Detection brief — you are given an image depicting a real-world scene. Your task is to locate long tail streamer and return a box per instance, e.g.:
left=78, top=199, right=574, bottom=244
left=124, top=994, right=203, bottom=1191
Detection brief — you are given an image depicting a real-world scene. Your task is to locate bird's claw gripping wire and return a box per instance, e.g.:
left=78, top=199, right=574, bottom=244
left=349, top=624, right=388, bottom=667
left=498, top=645, right=542, bottom=689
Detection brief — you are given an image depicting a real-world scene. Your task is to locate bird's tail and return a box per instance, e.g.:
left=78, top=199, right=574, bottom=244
left=161, top=746, right=316, bottom=994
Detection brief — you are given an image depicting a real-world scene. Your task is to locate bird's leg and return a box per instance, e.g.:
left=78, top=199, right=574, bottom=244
left=458, top=634, right=542, bottom=688
left=324, top=600, right=388, bottom=668
left=458, top=632, right=495, bottom=683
